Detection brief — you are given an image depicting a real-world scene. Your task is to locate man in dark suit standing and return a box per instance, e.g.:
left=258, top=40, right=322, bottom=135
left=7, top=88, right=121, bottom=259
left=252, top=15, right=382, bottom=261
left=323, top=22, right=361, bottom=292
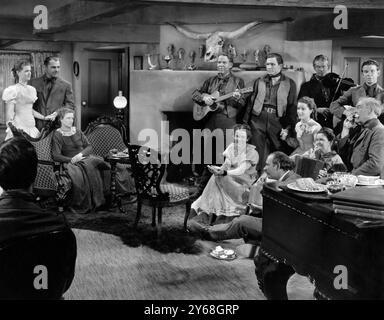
left=30, top=56, right=75, bottom=131
left=330, top=59, right=384, bottom=128
left=298, top=54, right=335, bottom=128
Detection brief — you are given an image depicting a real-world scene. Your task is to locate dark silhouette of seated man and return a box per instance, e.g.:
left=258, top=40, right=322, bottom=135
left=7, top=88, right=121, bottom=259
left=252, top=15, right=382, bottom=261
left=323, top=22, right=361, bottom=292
left=0, top=137, right=76, bottom=299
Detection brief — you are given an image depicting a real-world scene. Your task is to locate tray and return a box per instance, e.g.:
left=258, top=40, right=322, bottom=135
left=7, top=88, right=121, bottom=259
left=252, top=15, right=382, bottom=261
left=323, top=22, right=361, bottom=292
left=287, top=182, right=328, bottom=193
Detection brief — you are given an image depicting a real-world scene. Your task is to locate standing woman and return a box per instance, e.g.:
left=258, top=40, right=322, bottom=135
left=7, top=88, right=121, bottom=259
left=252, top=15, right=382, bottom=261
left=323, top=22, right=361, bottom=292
left=2, top=59, right=56, bottom=140
left=290, top=96, right=322, bottom=156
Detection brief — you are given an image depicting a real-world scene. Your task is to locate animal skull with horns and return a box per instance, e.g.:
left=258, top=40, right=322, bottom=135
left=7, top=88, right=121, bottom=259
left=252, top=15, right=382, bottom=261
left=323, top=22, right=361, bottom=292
left=167, top=18, right=293, bottom=63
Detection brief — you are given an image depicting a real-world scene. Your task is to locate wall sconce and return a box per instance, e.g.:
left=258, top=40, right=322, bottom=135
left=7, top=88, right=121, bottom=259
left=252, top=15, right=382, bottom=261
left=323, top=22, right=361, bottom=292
left=113, top=90, right=127, bottom=121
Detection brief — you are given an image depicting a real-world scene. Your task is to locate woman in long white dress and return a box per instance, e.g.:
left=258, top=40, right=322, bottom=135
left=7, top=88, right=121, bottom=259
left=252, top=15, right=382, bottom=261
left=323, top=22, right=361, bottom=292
left=2, top=59, right=56, bottom=140
left=190, top=124, right=259, bottom=226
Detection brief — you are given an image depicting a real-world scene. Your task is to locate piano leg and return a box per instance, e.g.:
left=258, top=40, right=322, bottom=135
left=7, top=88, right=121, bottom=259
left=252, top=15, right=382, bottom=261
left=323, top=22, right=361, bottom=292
left=255, top=251, right=295, bottom=300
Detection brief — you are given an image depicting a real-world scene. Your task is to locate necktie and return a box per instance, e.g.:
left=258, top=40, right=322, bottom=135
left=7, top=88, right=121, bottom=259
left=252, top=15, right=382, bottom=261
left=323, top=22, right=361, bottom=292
left=45, top=78, right=55, bottom=99
left=366, top=85, right=375, bottom=97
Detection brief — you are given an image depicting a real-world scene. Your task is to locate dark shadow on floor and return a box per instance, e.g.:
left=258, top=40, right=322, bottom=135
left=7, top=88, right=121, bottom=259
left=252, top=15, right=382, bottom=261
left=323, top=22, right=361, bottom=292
left=65, top=204, right=201, bottom=255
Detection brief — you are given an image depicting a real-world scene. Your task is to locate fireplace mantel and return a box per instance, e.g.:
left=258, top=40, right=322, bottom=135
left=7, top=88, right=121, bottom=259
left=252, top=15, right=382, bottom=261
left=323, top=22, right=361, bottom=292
left=130, top=70, right=305, bottom=150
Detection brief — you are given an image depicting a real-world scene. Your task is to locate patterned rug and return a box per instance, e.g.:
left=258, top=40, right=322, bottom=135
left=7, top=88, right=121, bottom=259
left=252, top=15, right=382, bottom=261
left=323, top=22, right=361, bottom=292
left=64, top=203, right=315, bottom=300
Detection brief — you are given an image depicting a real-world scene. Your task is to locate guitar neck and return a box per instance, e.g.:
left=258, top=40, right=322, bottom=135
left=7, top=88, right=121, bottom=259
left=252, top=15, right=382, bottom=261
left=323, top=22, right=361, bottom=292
left=215, top=92, right=236, bottom=103
left=214, top=88, right=250, bottom=103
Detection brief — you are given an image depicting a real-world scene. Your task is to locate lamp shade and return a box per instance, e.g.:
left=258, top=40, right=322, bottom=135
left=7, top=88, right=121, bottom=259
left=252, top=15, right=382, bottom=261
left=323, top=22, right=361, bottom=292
left=113, top=91, right=127, bottom=109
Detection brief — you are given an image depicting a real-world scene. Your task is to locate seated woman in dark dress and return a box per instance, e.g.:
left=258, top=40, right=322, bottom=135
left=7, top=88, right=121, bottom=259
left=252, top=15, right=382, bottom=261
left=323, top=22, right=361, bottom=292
left=51, top=108, right=110, bottom=213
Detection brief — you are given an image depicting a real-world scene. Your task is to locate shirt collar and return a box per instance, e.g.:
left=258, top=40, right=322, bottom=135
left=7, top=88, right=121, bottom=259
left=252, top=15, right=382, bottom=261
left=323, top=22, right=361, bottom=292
left=44, top=74, right=56, bottom=83
left=264, top=73, right=284, bottom=83
left=311, top=74, right=325, bottom=82
left=363, top=82, right=377, bottom=91
left=362, top=118, right=379, bottom=130
left=278, top=170, right=291, bottom=182
left=217, top=71, right=231, bottom=80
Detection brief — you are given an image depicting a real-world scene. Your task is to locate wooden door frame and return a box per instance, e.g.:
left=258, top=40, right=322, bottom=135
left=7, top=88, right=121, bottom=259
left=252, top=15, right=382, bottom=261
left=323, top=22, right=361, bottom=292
left=122, top=47, right=130, bottom=142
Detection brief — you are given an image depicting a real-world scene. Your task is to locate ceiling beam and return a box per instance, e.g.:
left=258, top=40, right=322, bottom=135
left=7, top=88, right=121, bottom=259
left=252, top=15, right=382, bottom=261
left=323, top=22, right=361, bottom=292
left=0, top=40, right=22, bottom=48
left=95, top=4, right=302, bottom=25
left=287, top=12, right=384, bottom=41
left=35, top=0, right=145, bottom=34
left=52, top=23, right=159, bottom=43
left=0, top=17, right=159, bottom=43
left=0, top=18, right=52, bottom=41
left=136, top=0, right=384, bottom=9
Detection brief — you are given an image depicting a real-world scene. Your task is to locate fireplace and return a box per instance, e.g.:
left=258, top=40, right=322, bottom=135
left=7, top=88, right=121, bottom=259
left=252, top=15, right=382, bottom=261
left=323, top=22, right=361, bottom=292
left=162, top=111, right=203, bottom=183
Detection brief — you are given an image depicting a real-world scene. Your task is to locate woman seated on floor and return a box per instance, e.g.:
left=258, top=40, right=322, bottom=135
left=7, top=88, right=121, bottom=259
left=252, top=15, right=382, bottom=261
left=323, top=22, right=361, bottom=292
left=51, top=107, right=111, bottom=213
left=294, top=127, right=346, bottom=177
left=189, top=124, right=259, bottom=228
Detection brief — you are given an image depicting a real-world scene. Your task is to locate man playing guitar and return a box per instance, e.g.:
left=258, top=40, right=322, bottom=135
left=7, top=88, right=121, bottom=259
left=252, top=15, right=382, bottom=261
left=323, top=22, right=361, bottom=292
left=191, top=53, right=247, bottom=199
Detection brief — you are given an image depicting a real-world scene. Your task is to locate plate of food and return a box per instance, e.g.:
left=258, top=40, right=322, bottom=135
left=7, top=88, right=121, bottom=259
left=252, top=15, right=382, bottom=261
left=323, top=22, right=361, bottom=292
left=356, top=175, right=384, bottom=186
left=356, top=179, right=384, bottom=186
left=210, top=246, right=237, bottom=261
left=287, top=178, right=328, bottom=193
left=110, top=150, right=129, bottom=158
left=114, top=152, right=129, bottom=158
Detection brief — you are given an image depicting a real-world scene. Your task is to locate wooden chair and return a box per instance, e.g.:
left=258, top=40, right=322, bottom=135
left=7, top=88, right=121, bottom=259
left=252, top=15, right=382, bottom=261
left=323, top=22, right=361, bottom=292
left=127, top=144, right=191, bottom=235
left=294, top=156, right=324, bottom=180
left=8, top=123, right=68, bottom=209
left=84, top=116, right=129, bottom=158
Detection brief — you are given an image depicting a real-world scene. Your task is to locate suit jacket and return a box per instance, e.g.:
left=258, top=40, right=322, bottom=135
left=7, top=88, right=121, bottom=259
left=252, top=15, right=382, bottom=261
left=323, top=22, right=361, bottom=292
left=29, top=76, right=75, bottom=130
left=330, top=84, right=384, bottom=119
left=0, top=190, right=71, bottom=244
left=298, top=74, right=336, bottom=109
left=348, top=119, right=384, bottom=177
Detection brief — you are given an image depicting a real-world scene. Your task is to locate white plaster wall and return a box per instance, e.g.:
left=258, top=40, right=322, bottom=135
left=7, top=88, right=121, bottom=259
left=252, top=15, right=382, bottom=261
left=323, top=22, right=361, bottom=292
left=284, top=40, right=333, bottom=81
left=130, top=70, right=305, bottom=152
left=159, top=23, right=287, bottom=70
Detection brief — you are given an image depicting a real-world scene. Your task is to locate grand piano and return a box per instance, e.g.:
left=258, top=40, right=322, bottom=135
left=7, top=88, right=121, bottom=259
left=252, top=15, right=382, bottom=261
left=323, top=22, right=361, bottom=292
left=255, top=183, right=384, bottom=300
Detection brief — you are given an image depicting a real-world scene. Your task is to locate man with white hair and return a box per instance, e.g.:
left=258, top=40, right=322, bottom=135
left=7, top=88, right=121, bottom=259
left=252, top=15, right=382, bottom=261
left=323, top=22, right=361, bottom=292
left=339, top=97, right=384, bottom=176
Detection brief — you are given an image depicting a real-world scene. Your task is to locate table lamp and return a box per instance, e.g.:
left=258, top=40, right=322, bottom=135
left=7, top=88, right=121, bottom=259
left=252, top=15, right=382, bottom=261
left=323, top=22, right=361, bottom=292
left=113, top=91, right=127, bottom=121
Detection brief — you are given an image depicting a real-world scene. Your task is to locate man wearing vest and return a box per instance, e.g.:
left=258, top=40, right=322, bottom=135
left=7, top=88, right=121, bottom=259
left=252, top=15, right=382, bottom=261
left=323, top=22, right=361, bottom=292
left=243, top=53, right=297, bottom=172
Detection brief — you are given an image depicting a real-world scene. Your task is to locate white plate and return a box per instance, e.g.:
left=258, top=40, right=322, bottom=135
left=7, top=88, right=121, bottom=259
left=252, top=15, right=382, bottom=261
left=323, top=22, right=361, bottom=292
left=209, top=250, right=236, bottom=261
left=356, top=179, right=384, bottom=186
left=287, top=182, right=328, bottom=193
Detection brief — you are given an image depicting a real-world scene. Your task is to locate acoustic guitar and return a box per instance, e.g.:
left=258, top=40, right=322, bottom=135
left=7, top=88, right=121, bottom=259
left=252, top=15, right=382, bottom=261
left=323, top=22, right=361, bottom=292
left=193, top=87, right=253, bottom=121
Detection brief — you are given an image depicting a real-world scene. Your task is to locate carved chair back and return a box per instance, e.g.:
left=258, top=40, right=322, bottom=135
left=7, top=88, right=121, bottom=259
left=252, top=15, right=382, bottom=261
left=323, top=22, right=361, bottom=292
left=84, top=116, right=128, bottom=158
left=8, top=123, right=59, bottom=197
left=127, top=144, right=168, bottom=201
